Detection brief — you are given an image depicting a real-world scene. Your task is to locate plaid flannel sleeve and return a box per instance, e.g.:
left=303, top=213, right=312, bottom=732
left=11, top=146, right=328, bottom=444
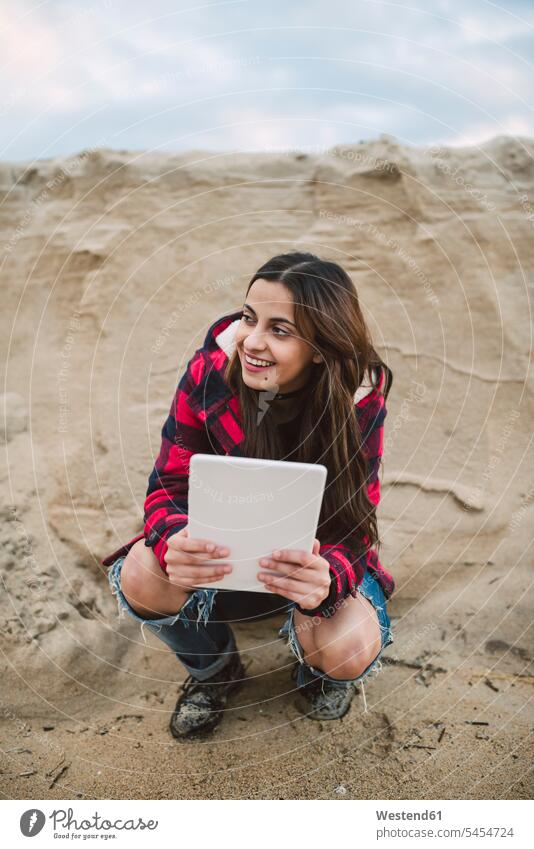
left=296, top=382, right=387, bottom=619
left=143, top=350, right=211, bottom=571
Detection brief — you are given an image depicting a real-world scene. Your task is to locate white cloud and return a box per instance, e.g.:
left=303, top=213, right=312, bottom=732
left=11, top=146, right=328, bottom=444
left=0, top=0, right=532, bottom=157
left=0, top=4, right=61, bottom=77
left=456, top=13, right=534, bottom=45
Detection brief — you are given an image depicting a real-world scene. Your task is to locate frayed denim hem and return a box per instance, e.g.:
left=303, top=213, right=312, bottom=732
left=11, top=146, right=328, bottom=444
left=107, top=555, right=219, bottom=633
left=278, top=570, right=395, bottom=702
left=106, top=555, right=232, bottom=681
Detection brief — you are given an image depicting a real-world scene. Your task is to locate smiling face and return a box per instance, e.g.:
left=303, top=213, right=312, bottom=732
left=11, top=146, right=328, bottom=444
left=234, top=278, right=322, bottom=394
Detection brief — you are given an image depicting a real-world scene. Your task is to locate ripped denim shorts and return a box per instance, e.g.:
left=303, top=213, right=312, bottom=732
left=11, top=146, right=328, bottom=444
left=107, top=554, right=393, bottom=692
left=279, top=568, right=394, bottom=690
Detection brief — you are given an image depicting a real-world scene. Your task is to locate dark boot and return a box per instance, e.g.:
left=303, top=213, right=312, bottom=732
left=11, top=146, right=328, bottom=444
left=292, top=662, right=357, bottom=720
left=169, top=650, right=246, bottom=739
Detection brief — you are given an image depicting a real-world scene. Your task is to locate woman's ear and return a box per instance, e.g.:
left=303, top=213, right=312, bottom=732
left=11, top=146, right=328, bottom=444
left=312, top=353, right=323, bottom=364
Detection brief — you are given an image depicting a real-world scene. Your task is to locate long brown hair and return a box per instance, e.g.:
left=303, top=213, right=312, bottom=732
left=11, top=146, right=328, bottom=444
left=224, top=252, right=393, bottom=557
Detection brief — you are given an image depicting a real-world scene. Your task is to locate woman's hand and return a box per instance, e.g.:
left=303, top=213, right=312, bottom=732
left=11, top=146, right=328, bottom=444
left=257, top=538, right=332, bottom=610
left=164, top=526, right=233, bottom=590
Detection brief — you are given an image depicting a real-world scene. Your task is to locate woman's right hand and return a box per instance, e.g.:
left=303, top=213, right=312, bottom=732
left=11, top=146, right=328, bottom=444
left=163, top=526, right=233, bottom=590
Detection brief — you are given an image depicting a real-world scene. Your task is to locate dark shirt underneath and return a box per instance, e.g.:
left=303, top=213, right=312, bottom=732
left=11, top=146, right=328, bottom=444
left=275, top=413, right=301, bottom=461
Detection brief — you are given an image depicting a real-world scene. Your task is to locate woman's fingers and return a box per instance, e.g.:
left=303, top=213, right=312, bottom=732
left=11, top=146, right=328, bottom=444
left=168, top=576, right=227, bottom=589
left=258, top=546, right=327, bottom=581
left=167, top=570, right=232, bottom=588
left=165, top=544, right=231, bottom=567
left=168, top=551, right=228, bottom=566
left=259, top=574, right=318, bottom=597
left=188, top=577, right=229, bottom=587
left=260, top=574, right=329, bottom=609
left=269, top=548, right=321, bottom=568
left=172, top=565, right=233, bottom=581
left=168, top=536, right=230, bottom=557
left=258, top=559, right=313, bottom=581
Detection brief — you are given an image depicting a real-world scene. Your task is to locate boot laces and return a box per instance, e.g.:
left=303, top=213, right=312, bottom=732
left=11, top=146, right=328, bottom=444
left=179, top=656, right=241, bottom=701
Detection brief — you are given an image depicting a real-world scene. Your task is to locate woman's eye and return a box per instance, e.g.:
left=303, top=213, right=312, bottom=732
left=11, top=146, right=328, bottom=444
left=242, top=315, right=289, bottom=337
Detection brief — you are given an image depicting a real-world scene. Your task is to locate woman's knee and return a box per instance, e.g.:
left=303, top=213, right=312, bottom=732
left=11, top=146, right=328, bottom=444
left=120, top=539, right=190, bottom=617
left=307, top=628, right=382, bottom=680
left=120, top=541, right=164, bottom=608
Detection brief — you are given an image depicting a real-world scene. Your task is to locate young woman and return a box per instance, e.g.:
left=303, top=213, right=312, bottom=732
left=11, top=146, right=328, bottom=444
left=103, top=252, right=395, bottom=739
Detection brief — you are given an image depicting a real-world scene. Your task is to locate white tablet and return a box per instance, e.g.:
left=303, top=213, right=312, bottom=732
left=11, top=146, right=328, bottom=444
left=188, top=453, right=328, bottom=593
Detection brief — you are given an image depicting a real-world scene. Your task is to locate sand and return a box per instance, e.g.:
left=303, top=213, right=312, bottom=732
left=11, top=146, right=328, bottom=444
left=0, top=135, right=533, bottom=799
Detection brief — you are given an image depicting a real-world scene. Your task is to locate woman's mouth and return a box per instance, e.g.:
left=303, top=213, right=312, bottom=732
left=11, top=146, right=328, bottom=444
left=242, top=352, right=276, bottom=372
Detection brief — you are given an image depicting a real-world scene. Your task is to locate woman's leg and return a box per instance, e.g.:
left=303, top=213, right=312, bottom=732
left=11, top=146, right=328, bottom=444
left=120, top=538, right=191, bottom=618
left=107, top=540, right=237, bottom=681
left=291, top=591, right=383, bottom=680
left=107, top=540, right=247, bottom=739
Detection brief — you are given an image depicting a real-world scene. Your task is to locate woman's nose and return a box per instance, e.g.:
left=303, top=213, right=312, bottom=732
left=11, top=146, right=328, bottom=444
left=246, top=328, right=268, bottom=349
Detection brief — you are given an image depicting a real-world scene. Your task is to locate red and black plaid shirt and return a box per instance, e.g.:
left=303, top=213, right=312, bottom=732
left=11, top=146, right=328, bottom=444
left=102, top=310, right=395, bottom=618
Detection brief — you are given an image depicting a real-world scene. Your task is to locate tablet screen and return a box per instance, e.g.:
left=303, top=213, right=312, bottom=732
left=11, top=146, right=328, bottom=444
left=188, top=454, right=327, bottom=593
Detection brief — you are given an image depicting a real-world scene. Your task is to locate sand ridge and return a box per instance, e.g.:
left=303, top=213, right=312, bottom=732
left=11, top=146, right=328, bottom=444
left=1, top=134, right=533, bottom=798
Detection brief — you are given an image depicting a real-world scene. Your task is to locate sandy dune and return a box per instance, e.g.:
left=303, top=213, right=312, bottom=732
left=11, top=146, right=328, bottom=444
left=1, top=135, right=533, bottom=799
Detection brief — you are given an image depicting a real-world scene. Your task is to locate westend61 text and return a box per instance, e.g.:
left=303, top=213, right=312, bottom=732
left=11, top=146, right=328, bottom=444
left=376, top=810, right=442, bottom=820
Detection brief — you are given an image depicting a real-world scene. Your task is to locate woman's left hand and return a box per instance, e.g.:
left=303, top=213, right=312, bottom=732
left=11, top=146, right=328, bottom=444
left=257, top=538, right=332, bottom=610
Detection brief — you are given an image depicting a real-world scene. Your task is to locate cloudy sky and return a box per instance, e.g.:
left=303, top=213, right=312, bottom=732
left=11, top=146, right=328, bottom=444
left=1, top=0, right=533, bottom=162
